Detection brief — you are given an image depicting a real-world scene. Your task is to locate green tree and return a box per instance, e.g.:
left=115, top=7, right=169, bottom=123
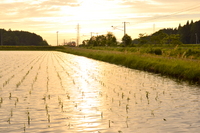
left=162, top=34, right=182, bottom=45
left=137, top=33, right=149, bottom=45
left=122, top=34, right=132, bottom=46
left=96, top=35, right=106, bottom=46
left=150, top=31, right=168, bottom=44
left=106, top=32, right=117, bottom=46
left=88, top=36, right=97, bottom=46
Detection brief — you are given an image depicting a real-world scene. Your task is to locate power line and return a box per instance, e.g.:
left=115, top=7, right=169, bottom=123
left=112, top=22, right=130, bottom=36
left=132, top=3, right=200, bottom=26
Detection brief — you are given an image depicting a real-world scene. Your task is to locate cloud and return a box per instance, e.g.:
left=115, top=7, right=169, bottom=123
left=0, top=0, right=81, bottom=20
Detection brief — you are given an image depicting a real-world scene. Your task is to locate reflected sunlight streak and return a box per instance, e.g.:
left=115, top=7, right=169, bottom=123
left=70, top=56, right=102, bottom=131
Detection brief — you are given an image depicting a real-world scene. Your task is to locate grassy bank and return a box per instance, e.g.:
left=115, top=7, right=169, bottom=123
left=83, top=44, right=200, bottom=59
left=58, top=46, right=200, bottom=85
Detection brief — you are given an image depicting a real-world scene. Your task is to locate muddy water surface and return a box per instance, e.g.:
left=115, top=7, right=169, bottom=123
left=0, top=51, right=200, bottom=133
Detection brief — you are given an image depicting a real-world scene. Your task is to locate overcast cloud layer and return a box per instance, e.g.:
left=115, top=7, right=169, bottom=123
left=0, top=0, right=200, bottom=45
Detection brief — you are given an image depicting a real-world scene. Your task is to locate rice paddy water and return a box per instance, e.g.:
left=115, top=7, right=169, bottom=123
left=0, top=51, right=199, bottom=133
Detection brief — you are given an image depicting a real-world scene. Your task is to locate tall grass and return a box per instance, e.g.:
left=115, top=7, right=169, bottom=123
left=59, top=47, right=200, bottom=84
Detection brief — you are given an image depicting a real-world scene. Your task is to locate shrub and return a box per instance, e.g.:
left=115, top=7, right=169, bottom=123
left=154, top=49, right=162, bottom=55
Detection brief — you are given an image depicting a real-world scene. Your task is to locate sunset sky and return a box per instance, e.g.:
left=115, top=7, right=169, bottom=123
left=1, top=0, right=200, bottom=45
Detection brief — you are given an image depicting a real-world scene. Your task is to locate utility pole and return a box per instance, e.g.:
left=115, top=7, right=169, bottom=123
left=123, top=22, right=129, bottom=36
left=77, top=23, right=80, bottom=46
left=57, top=31, right=59, bottom=46
left=91, top=32, right=95, bottom=37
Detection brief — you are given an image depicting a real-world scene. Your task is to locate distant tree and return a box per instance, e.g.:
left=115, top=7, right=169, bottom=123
left=122, top=34, right=132, bottom=46
left=0, top=29, right=49, bottom=46
left=150, top=31, right=168, bottom=44
left=137, top=33, right=148, bottom=45
left=132, top=20, right=200, bottom=45
left=96, top=35, right=106, bottom=46
left=180, top=20, right=191, bottom=44
left=106, top=32, right=117, bottom=46
left=87, top=32, right=117, bottom=46
left=82, top=40, right=89, bottom=46
left=162, top=34, right=182, bottom=45
left=190, top=20, right=200, bottom=44
left=88, top=36, right=97, bottom=46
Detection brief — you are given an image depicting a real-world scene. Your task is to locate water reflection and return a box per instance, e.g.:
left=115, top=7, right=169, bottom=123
left=64, top=56, right=103, bottom=132
left=0, top=51, right=200, bottom=133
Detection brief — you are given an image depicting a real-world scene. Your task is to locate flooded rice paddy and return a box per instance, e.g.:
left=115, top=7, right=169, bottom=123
left=0, top=51, right=200, bottom=133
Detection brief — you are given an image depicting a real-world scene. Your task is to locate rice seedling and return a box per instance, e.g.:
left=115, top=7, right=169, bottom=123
left=73, top=79, right=75, bottom=85
left=146, top=91, right=150, bottom=99
left=127, top=97, right=130, bottom=102
left=7, top=117, right=11, bottom=124
left=101, top=112, right=103, bottom=119
left=48, top=114, right=50, bottom=123
left=0, top=97, right=3, bottom=104
left=45, top=104, right=48, bottom=111
left=67, top=94, right=70, bottom=99
left=16, top=81, right=21, bottom=88
left=75, top=103, right=77, bottom=108
left=43, top=95, right=46, bottom=102
left=126, top=104, right=129, bottom=113
left=23, top=123, right=26, bottom=132
left=28, top=115, right=30, bottom=125
left=14, top=101, right=17, bottom=107
left=151, top=110, right=155, bottom=116
left=11, top=109, right=13, bottom=117
left=2, top=75, right=14, bottom=87
left=61, top=102, right=64, bottom=111
left=155, top=92, right=159, bottom=101
left=9, top=93, right=12, bottom=99
left=126, top=116, right=129, bottom=128
left=122, top=93, right=124, bottom=99
left=29, top=90, right=31, bottom=95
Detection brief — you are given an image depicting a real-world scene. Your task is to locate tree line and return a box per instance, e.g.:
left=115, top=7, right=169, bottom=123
left=0, top=29, right=49, bottom=46
left=81, top=32, right=132, bottom=47
left=134, top=20, right=200, bottom=45
left=81, top=20, right=200, bottom=47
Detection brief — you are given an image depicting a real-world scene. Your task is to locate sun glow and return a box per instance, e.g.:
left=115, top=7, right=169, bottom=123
left=61, top=0, right=119, bottom=22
